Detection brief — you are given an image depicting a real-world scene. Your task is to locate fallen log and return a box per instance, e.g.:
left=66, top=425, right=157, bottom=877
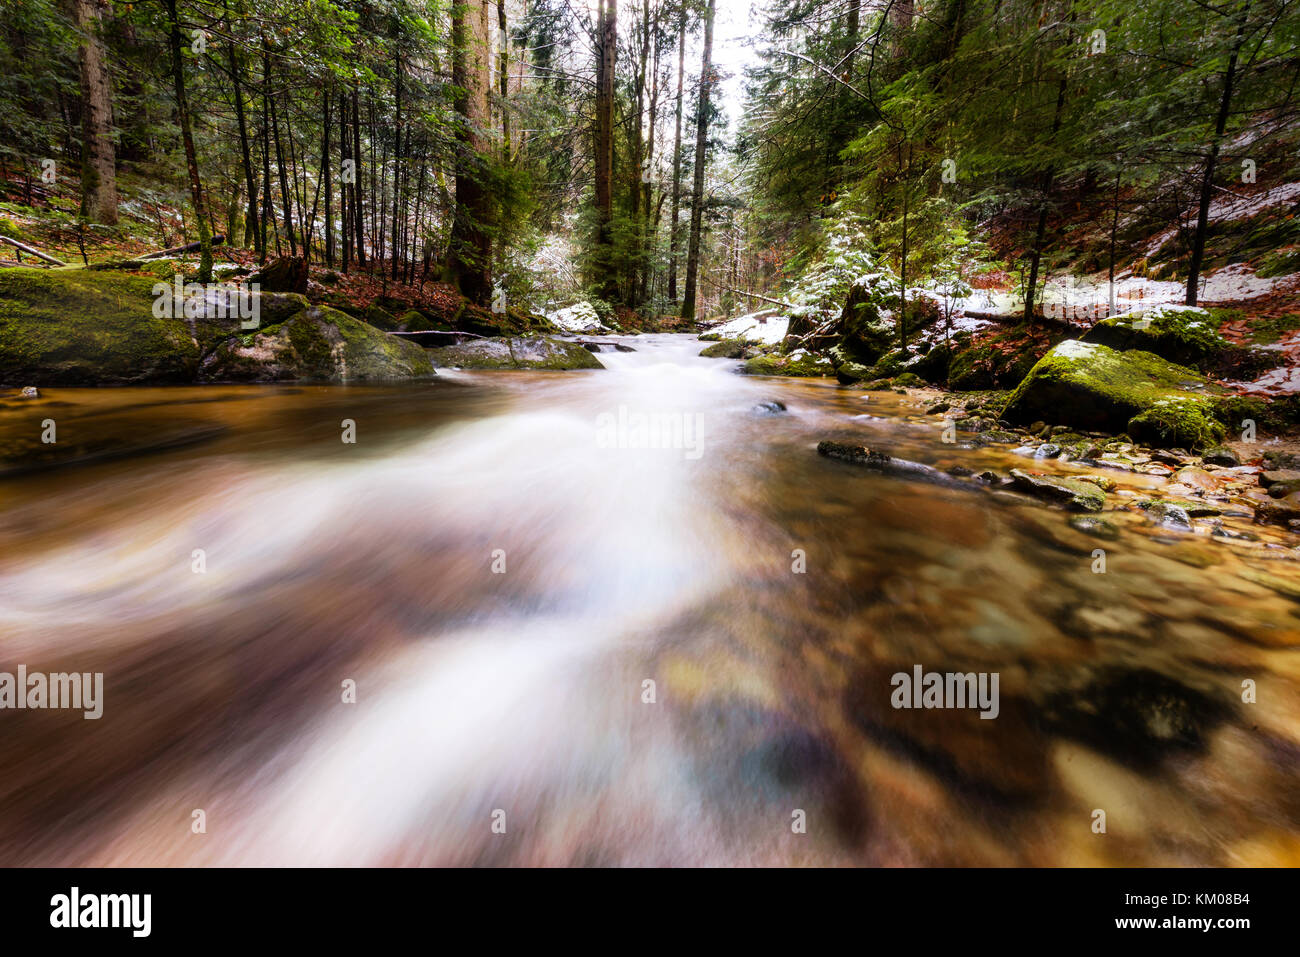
left=140, top=236, right=225, bottom=260
left=0, top=235, right=67, bottom=266
left=85, top=235, right=227, bottom=271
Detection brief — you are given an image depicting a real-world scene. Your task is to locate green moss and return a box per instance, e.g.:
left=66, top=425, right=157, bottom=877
left=1002, top=339, right=1220, bottom=436
left=1245, top=312, right=1300, bottom=345
left=1127, top=396, right=1225, bottom=451
left=742, top=350, right=834, bottom=377
left=362, top=303, right=401, bottom=331
left=1080, top=305, right=1226, bottom=368
left=427, top=337, right=602, bottom=370
left=0, top=266, right=199, bottom=385
left=1256, top=248, right=1300, bottom=279
left=700, top=337, right=748, bottom=358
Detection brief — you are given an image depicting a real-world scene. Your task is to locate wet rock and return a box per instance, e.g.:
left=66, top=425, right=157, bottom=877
left=1202, top=446, right=1239, bottom=467
left=18, top=386, right=38, bottom=398
left=978, top=430, right=1021, bottom=445
left=816, top=441, right=969, bottom=488
left=699, top=337, right=747, bottom=359
left=427, top=336, right=603, bottom=371
left=1009, top=468, right=1106, bottom=512
left=1239, top=566, right=1300, bottom=602
left=1037, top=666, right=1229, bottom=766
left=1267, top=480, right=1300, bottom=499
left=926, top=401, right=950, bottom=415
left=753, top=400, right=787, bottom=415
left=1137, top=500, right=1193, bottom=531
left=1254, top=500, right=1300, bottom=529
left=1260, top=469, right=1300, bottom=488
left=1068, top=515, right=1120, bottom=539
left=1034, top=443, right=1062, bottom=459
left=1172, top=466, right=1221, bottom=491
left=1076, top=474, right=1117, bottom=492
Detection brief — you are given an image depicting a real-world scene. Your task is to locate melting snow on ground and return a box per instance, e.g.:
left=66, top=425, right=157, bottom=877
left=706, top=310, right=790, bottom=344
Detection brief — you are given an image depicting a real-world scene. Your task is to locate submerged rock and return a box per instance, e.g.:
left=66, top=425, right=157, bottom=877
left=816, top=441, right=967, bottom=488
left=1037, top=666, right=1229, bottom=766
left=1202, top=446, right=1239, bottom=467
left=1068, top=515, right=1121, bottom=539
left=427, top=336, right=604, bottom=370
left=1136, top=500, right=1193, bottom=531
left=753, top=400, right=787, bottom=415
left=1008, top=468, right=1106, bottom=512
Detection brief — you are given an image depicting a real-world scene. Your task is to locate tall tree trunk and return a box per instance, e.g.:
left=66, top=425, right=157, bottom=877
left=70, top=0, right=118, bottom=224
left=593, top=0, right=618, bottom=299
left=391, top=43, right=403, bottom=281
left=164, top=0, right=212, bottom=281
left=680, top=0, right=715, bottom=321
left=446, top=0, right=493, bottom=304
left=323, top=84, right=333, bottom=267
left=352, top=87, right=365, bottom=264
left=1185, top=3, right=1250, bottom=306
left=227, top=27, right=259, bottom=251
left=667, top=6, right=686, bottom=303
left=269, top=79, right=296, bottom=257
left=498, top=0, right=510, bottom=157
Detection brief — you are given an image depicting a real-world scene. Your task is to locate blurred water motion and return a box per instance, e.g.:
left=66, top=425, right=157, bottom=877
left=0, top=335, right=1298, bottom=865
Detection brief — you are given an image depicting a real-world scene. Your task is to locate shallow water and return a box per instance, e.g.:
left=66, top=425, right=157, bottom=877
left=1, top=333, right=1298, bottom=865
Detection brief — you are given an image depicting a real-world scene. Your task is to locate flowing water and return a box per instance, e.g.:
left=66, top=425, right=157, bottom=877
left=1, top=334, right=1298, bottom=866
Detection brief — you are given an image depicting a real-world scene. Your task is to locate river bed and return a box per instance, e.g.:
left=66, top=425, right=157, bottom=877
left=0, top=333, right=1298, bottom=865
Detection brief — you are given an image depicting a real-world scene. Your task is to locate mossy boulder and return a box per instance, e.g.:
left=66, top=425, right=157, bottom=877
left=700, top=337, right=748, bottom=359
left=0, top=266, right=199, bottom=385
left=397, top=309, right=430, bottom=332
left=427, top=336, right=603, bottom=370
left=1081, top=304, right=1226, bottom=368
left=742, top=349, right=835, bottom=377
left=1001, top=340, right=1221, bottom=444
left=362, top=303, right=402, bottom=331
left=200, top=303, right=434, bottom=381
left=1126, top=396, right=1225, bottom=451
left=835, top=279, right=895, bottom=362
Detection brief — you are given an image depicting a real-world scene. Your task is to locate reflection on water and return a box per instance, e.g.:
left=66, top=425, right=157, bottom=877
left=0, top=334, right=1298, bottom=865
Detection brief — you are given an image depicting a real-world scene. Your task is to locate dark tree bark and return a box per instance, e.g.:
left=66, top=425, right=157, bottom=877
left=680, top=0, right=715, bottom=321
left=445, top=0, right=493, bottom=304
left=164, top=0, right=212, bottom=281
left=667, top=6, right=685, bottom=302
left=70, top=0, right=118, bottom=224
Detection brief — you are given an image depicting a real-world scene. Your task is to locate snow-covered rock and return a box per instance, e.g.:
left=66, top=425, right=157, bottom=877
left=548, top=301, right=609, bottom=333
